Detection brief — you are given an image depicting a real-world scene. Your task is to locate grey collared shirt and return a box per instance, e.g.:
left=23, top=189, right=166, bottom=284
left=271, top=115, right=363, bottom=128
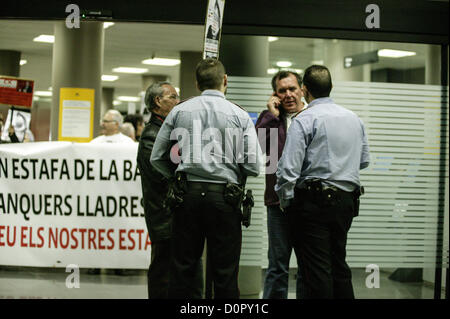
left=150, top=90, right=262, bottom=184
left=275, top=97, right=370, bottom=207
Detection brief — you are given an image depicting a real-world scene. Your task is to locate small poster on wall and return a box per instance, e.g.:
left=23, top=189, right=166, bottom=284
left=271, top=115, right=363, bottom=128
left=203, top=0, right=225, bottom=59
left=58, top=87, right=95, bottom=142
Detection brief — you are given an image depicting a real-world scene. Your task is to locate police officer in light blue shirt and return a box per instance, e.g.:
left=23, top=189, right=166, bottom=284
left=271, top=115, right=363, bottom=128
left=151, top=58, right=262, bottom=299
left=275, top=65, right=370, bottom=299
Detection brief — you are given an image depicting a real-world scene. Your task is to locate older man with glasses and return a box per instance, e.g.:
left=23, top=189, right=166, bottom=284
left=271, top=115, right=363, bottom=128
left=90, top=109, right=134, bottom=144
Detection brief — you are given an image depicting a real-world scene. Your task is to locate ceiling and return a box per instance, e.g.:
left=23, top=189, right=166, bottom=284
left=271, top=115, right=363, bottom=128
left=0, top=19, right=432, bottom=112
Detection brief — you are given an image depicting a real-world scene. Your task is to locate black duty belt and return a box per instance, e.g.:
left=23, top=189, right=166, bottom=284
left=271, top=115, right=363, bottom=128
left=187, top=181, right=226, bottom=193
left=295, top=183, right=352, bottom=199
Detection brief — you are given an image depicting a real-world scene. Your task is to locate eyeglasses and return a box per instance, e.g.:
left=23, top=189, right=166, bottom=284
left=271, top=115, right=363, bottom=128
left=100, top=119, right=117, bottom=124
left=160, top=94, right=179, bottom=100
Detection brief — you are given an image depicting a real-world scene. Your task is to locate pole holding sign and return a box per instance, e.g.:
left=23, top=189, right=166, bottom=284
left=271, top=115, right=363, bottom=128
left=203, top=0, right=225, bottom=59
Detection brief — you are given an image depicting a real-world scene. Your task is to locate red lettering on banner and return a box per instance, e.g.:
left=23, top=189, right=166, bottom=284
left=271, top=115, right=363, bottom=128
left=0, top=225, right=4, bottom=247
left=117, top=229, right=149, bottom=250
left=70, top=228, right=79, bottom=249
left=6, top=226, right=16, bottom=247
left=145, top=233, right=152, bottom=250
left=11, top=226, right=149, bottom=251
left=78, top=228, right=87, bottom=249
left=127, top=229, right=135, bottom=250
left=98, top=229, right=106, bottom=250
left=88, top=229, right=96, bottom=249
left=7, top=226, right=43, bottom=248
left=37, top=227, right=44, bottom=248
left=119, top=229, right=126, bottom=250
left=107, top=229, right=114, bottom=250
left=20, top=226, right=28, bottom=247
left=29, top=227, right=36, bottom=248
left=7, top=226, right=17, bottom=247
left=49, top=227, right=58, bottom=248
left=136, top=229, right=144, bottom=250
left=60, top=228, right=69, bottom=249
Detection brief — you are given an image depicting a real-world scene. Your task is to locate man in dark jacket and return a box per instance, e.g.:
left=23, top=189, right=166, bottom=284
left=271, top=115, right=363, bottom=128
left=255, top=70, right=306, bottom=299
left=137, top=81, right=178, bottom=298
left=137, top=81, right=202, bottom=298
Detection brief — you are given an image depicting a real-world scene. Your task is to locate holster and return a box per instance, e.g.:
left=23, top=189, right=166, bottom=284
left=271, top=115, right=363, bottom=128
left=164, top=171, right=187, bottom=210
left=352, top=185, right=365, bottom=217
left=302, top=179, right=365, bottom=217
left=223, top=181, right=254, bottom=228
left=242, top=190, right=254, bottom=228
left=224, top=182, right=244, bottom=209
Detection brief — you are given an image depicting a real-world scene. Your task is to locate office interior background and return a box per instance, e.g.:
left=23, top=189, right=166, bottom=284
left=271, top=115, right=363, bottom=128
left=0, top=0, right=448, bottom=299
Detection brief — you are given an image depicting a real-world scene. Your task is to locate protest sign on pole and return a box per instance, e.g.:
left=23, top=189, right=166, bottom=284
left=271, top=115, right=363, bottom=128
left=0, top=107, right=32, bottom=142
left=0, top=76, right=34, bottom=108
left=203, top=0, right=225, bottom=59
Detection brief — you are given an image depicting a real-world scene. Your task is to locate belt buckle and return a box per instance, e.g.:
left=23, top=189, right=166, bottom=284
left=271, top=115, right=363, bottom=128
left=323, top=185, right=338, bottom=192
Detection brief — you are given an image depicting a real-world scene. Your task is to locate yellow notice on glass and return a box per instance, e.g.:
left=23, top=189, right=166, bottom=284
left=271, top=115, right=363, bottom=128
left=58, top=88, right=95, bottom=142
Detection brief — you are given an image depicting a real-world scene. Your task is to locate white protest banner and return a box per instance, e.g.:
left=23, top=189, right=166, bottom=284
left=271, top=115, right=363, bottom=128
left=203, top=0, right=225, bottom=59
left=0, top=142, right=150, bottom=269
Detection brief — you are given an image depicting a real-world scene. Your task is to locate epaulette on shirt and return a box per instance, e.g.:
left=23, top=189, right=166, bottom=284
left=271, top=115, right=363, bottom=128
left=292, top=105, right=308, bottom=119
left=291, top=111, right=301, bottom=119
left=230, top=101, right=245, bottom=111
left=178, top=95, right=245, bottom=112
left=177, top=96, right=196, bottom=105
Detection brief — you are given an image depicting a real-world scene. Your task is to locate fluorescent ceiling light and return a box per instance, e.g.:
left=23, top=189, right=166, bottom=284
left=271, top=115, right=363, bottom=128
left=276, top=61, right=292, bottom=68
left=35, top=91, right=52, bottom=97
left=113, top=100, right=122, bottom=106
left=113, top=67, right=148, bottom=74
left=377, top=49, right=416, bottom=58
left=294, top=69, right=303, bottom=74
left=267, top=68, right=278, bottom=75
left=103, top=22, right=115, bottom=29
left=268, top=37, right=279, bottom=42
left=175, top=87, right=180, bottom=95
left=311, top=60, right=324, bottom=65
left=102, top=75, right=119, bottom=81
left=20, top=59, right=27, bottom=66
left=141, top=58, right=180, bottom=66
left=33, top=35, right=54, bottom=43
left=117, top=96, right=140, bottom=102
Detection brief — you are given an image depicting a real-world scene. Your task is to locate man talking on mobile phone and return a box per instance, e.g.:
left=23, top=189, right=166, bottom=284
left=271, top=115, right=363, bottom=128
left=255, top=70, right=307, bottom=299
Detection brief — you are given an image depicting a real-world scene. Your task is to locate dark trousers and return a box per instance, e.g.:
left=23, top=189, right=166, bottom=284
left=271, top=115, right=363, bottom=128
left=148, top=239, right=171, bottom=298
left=168, top=182, right=242, bottom=299
left=287, top=189, right=356, bottom=299
left=148, top=239, right=203, bottom=299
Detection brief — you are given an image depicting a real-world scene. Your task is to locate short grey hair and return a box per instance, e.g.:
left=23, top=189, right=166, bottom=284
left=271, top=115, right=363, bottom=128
left=144, top=81, right=172, bottom=112
left=120, top=122, right=135, bottom=139
left=106, top=109, right=123, bottom=126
